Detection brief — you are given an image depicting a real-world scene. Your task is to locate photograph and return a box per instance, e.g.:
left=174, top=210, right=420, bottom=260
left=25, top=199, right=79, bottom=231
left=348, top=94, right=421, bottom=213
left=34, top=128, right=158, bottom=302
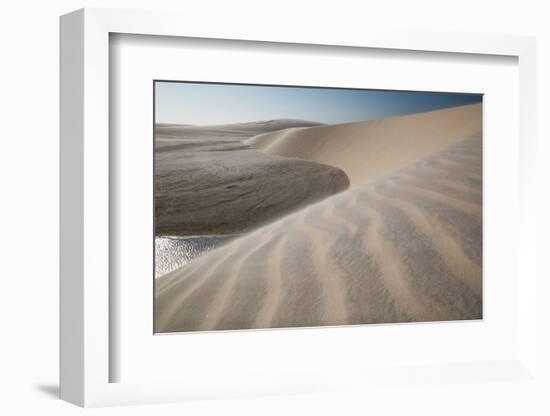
left=153, top=81, right=483, bottom=333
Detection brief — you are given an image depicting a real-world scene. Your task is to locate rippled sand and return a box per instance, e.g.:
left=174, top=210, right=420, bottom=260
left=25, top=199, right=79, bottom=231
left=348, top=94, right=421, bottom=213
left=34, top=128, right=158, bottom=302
left=155, top=104, right=482, bottom=332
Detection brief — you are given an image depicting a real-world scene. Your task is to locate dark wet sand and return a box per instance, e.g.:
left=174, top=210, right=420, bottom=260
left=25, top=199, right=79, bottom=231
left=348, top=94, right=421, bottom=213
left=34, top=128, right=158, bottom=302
left=155, top=120, right=349, bottom=235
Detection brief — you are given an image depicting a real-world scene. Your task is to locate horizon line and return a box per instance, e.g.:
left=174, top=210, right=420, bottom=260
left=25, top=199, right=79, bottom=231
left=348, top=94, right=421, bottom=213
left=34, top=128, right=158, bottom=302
left=155, top=101, right=482, bottom=127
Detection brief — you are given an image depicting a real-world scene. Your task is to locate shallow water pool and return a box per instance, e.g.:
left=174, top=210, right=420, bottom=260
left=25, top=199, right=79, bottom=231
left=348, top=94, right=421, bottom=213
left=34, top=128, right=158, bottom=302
left=155, top=235, right=238, bottom=278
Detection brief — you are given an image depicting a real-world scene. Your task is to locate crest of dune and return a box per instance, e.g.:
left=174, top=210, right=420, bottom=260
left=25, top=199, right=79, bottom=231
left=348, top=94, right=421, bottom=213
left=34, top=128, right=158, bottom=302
left=247, top=103, right=482, bottom=186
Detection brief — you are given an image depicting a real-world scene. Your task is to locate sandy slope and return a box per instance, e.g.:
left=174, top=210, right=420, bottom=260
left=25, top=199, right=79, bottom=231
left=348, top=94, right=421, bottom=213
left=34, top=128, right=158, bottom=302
left=155, top=120, right=483, bottom=332
left=248, top=103, right=482, bottom=186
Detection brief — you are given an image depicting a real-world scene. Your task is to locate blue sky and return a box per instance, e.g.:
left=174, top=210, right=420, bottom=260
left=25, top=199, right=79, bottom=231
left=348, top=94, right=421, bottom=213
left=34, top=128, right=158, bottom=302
left=155, top=81, right=482, bottom=125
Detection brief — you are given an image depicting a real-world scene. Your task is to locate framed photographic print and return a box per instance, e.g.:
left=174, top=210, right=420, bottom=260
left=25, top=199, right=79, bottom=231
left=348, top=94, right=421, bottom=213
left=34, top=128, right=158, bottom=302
left=60, top=8, right=539, bottom=408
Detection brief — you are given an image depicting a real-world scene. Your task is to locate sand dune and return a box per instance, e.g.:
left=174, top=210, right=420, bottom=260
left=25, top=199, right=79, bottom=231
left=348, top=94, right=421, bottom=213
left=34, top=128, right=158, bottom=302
left=156, top=119, right=322, bottom=142
left=248, top=103, right=482, bottom=186
left=155, top=132, right=482, bottom=332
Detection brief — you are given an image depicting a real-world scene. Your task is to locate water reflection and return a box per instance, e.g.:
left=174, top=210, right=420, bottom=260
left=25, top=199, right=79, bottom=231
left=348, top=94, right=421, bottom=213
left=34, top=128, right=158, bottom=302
left=155, top=235, right=237, bottom=278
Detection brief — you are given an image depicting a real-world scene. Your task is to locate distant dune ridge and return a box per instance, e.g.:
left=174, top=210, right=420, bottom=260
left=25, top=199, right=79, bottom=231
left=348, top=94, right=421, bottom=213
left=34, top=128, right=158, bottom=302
left=155, top=103, right=483, bottom=332
left=156, top=119, right=323, bottom=139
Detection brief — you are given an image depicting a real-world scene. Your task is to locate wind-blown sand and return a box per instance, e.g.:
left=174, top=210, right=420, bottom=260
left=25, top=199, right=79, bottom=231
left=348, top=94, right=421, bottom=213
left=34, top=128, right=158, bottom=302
left=155, top=119, right=349, bottom=235
left=155, top=104, right=482, bottom=332
left=248, top=103, right=482, bottom=186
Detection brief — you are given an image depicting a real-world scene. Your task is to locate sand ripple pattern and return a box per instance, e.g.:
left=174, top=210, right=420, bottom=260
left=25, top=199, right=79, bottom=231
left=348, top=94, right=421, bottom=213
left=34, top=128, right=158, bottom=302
left=155, top=136, right=482, bottom=332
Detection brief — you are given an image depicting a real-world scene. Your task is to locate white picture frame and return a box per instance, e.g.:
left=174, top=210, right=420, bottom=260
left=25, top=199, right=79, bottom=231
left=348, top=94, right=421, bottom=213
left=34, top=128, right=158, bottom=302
left=60, top=7, right=538, bottom=408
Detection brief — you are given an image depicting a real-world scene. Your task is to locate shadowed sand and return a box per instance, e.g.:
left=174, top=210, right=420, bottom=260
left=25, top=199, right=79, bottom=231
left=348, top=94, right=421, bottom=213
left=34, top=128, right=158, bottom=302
left=156, top=119, right=349, bottom=235
left=155, top=104, right=482, bottom=332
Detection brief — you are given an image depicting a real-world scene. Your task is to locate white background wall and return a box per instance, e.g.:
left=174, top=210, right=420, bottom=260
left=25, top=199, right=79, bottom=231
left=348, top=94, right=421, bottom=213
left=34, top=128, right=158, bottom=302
left=0, top=0, right=548, bottom=414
